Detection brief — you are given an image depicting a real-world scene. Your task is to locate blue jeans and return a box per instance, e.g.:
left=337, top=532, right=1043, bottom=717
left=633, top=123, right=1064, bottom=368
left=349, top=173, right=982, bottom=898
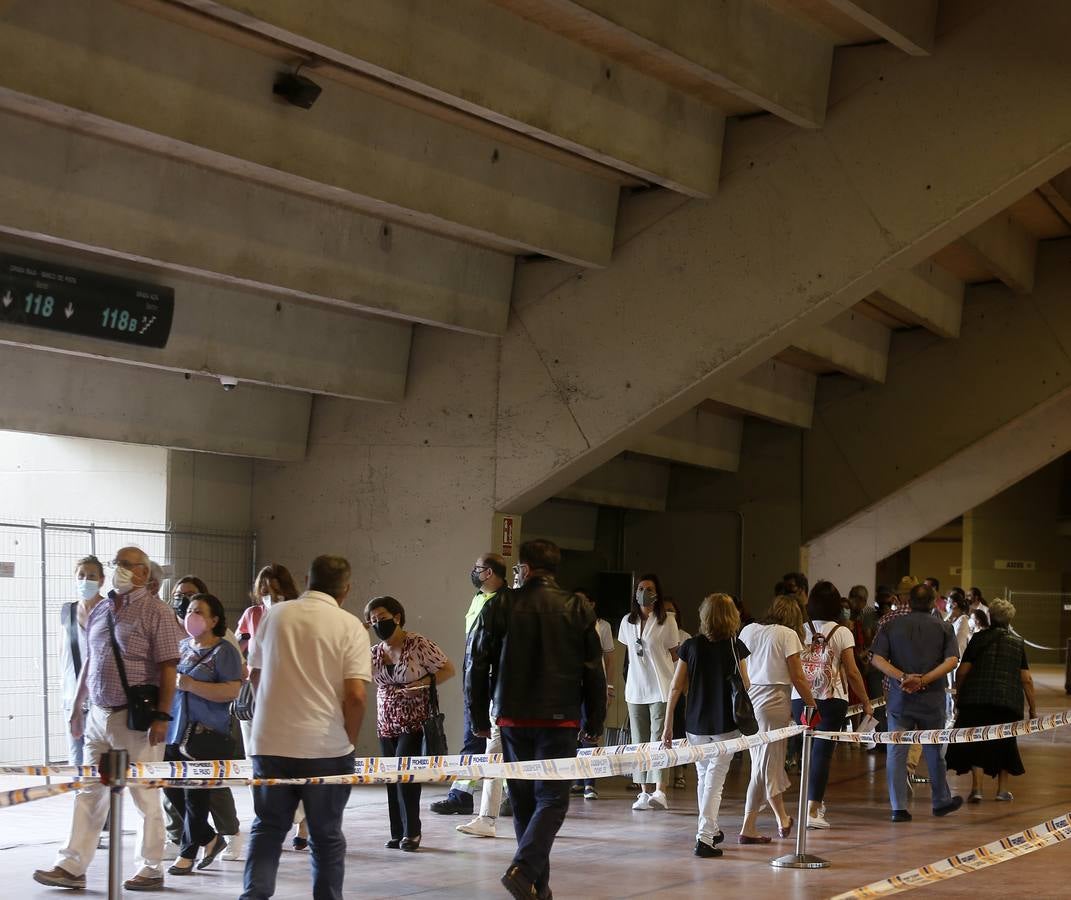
left=886, top=708, right=953, bottom=811
left=240, top=753, right=354, bottom=900
left=502, top=727, right=575, bottom=893
left=449, top=700, right=488, bottom=799
left=791, top=697, right=847, bottom=803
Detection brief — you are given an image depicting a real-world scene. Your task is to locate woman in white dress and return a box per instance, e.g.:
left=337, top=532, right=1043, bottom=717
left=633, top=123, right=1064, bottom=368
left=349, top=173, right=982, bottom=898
left=738, top=596, right=816, bottom=842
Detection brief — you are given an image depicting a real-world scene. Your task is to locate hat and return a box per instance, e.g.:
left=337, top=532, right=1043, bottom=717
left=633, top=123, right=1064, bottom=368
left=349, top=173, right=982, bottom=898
left=895, top=575, right=919, bottom=597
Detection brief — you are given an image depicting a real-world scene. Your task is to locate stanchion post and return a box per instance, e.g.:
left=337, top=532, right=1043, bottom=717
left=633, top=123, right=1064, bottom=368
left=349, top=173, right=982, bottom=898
left=101, top=748, right=128, bottom=900
left=771, top=706, right=830, bottom=870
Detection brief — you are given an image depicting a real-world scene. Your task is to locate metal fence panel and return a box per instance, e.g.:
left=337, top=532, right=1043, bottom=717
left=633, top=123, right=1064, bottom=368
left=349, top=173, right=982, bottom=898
left=0, top=519, right=253, bottom=766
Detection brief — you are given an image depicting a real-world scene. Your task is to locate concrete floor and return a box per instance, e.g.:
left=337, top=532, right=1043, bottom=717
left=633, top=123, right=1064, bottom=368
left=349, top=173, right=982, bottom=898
left=5, top=667, right=1070, bottom=899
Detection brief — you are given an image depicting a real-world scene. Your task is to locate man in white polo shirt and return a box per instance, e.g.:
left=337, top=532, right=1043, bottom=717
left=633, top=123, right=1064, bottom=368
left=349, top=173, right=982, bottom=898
left=240, top=555, right=371, bottom=900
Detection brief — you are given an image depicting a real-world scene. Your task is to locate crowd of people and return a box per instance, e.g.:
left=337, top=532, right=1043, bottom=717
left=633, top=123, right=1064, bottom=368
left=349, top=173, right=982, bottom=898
left=33, top=544, right=1039, bottom=900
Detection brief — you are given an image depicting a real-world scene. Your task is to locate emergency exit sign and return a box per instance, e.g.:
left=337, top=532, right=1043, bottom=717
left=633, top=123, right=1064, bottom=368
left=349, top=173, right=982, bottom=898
left=994, top=559, right=1036, bottom=571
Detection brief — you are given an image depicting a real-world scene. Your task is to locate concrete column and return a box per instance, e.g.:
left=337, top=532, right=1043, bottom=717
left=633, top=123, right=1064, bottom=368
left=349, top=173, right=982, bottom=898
left=250, top=326, right=501, bottom=755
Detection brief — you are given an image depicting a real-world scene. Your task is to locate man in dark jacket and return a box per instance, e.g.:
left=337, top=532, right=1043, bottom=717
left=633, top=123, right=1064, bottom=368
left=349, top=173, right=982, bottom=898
left=467, top=539, right=606, bottom=900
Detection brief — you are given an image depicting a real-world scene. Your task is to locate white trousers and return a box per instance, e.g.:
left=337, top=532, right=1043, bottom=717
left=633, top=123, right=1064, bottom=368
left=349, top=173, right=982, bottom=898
left=689, top=729, right=741, bottom=845
left=54, top=705, right=165, bottom=877
left=477, top=719, right=504, bottom=819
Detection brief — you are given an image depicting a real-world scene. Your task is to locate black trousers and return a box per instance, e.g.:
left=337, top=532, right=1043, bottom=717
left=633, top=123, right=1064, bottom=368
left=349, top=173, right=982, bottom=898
left=163, top=744, right=216, bottom=860
left=502, top=726, right=576, bottom=893
left=380, top=729, right=425, bottom=840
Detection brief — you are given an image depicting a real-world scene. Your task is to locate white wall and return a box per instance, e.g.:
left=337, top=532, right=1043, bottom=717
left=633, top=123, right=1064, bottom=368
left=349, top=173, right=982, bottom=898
left=0, top=430, right=167, bottom=524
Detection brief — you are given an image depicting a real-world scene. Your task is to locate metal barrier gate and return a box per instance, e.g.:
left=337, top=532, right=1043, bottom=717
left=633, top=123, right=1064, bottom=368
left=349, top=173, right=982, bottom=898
left=0, top=519, right=254, bottom=767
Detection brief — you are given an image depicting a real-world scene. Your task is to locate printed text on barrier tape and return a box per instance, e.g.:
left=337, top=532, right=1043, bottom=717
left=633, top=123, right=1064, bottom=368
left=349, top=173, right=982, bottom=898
left=831, top=810, right=1071, bottom=898
left=0, top=726, right=805, bottom=787
left=814, top=710, right=1071, bottom=745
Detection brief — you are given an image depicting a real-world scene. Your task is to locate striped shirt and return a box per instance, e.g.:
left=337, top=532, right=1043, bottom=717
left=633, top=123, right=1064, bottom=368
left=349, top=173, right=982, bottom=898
left=85, top=587, right=184, bottom=708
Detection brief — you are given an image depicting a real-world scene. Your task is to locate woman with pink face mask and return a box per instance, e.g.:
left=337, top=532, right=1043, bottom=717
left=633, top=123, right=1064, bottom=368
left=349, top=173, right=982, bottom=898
left=163, top=593, right=243, bottom=876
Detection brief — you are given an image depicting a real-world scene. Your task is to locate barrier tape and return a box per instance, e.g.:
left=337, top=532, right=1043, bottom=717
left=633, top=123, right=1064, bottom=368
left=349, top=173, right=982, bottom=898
left=0, top=781, right=89, bottom=808
left=831, top=810, right=1071, bottom=898
left=814, top=711, right=1071, bottom=745
left=0, top=726, right=804, bottom=789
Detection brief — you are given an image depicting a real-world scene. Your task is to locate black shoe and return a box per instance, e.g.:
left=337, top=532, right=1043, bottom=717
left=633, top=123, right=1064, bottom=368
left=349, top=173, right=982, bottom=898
left=711, top=830, right=725, bottom=846
left=934, top=796, right=964, bottom=817
left=502, top=866, right=538, bottom=898
left=400, top=835, right=421, bottom=852
left=196, top=834, right=227, bottom=870
left=890, top=809, right=913, bottom=822
left=292, top=835, right=309, bottom=851
left=431, top=794, right=474, bottom=816
left=694, top=839, right=723, bottom=858
left=569, top=783, right=585, bottom=795
left=385, top=838, right=402, bottom=849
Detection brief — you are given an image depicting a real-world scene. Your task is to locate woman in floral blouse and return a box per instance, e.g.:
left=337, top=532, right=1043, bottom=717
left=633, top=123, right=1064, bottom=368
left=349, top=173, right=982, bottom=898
left=365, top=595, right=455, bottom=851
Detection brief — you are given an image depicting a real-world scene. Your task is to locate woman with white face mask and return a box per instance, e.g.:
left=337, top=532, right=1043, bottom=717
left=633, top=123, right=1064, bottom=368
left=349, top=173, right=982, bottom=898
left=618, top=573, right=680, bottom=811
left=60, top=555, right=106, bottom=766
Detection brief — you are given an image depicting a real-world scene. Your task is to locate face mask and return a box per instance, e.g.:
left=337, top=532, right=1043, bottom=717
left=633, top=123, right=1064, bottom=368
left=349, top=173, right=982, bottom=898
left=112, top=566, right=135, bottom=595
left=372, top=619, right=397, bottom=641
left=77, top=578, right=100, bottom=601
left=172, top=596, right=191, bottom=619
left=636, top=588, right=655, bottom=608
left=513, top=566, right=527, bottom=589
left=184, top=612, right=208, bottom=638
left=470, top=570, right=484, bottom=590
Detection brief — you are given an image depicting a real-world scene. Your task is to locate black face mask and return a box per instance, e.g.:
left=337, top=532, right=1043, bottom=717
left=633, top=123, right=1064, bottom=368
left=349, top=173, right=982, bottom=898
left=172, top=597, right=191, bottom=619
left=373, top=619, right=397, bottom=641
left=470, top=571, right=484, bottom=590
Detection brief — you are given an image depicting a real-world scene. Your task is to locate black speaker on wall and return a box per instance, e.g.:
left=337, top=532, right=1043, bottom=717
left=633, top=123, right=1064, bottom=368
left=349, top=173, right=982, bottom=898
left=273, top=72, right=322, bottom=110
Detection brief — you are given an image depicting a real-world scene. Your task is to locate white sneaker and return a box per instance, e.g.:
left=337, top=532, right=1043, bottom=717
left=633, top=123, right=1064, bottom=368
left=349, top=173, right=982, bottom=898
left=221, top=831, right=245, bottom=861
left=456, top=815, right=497, bottom=838
left=806, top=807, right=830, bottom=829
left=648, top=790, right=670, bottom=810
left=632, top=792, right=651, bottom=810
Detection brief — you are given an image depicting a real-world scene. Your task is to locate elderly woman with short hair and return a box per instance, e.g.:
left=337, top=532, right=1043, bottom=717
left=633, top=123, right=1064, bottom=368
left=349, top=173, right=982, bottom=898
left=946, top=598, right=1036, bottom=802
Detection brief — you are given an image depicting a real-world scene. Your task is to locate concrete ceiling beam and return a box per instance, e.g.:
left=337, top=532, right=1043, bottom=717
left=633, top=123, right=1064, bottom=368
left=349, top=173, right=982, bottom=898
left=791, top=311, right=891, bottom=383
left=0, top=0, right=618, bottom=267
left=495, top=0, right=1071, bottom=511
left=0, top=244, right=411, bottom=402
left=628, top=409, right=742, bottom=472
left=0, top=112, right=514, bottom=336
left=491, top=0, right=834, bottom=128
left=555, top=456, right=670, bottom=511
left=870, top=260, right=966, bottom=339
left=706, top=360, right=817, bottom=429
left=958, top=212, right=1039, bottom=295
left=821, top=0, right=939, bottom=56
left=1038, top=173, right=1071, bottom=226
left=160, top=0, right=724, bottom=198
left=0, top=344, right=311, bottom=461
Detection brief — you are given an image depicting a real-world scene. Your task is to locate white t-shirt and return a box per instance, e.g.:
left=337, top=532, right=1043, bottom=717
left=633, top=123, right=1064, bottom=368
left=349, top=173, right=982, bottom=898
left=249, top=591, right=371, bottom=758
left=739, top=622, right=804, bottom=686
left=618, top=612, right=680, bottom=705
left=792, top=621, right=854, bottom=702
left=951, top=615, right=971, bottom=658
left=594, top=618, right=614, bottom=654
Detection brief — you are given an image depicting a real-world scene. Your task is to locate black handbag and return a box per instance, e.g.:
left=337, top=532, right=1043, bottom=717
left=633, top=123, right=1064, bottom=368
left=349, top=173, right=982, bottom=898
left=421, top=674, right=449, bottom=757
left=231, top=679, right=255, bottom=722
left=107, top=611, right=159, bottom=732
left=178, top=644, right=237, bottom=761
left=729, top=638, right=759, bottom=736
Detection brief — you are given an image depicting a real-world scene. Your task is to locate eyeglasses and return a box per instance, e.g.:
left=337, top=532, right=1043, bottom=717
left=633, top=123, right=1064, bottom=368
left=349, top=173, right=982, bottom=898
left=471, top=565, right=491, bottom=574
left=634, top=638, right=645, bottom=658
left=108, top=558, right=148, bottom=571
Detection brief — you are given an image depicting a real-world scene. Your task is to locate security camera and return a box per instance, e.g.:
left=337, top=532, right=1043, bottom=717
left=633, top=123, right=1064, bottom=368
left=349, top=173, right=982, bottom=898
left=219, top=375, right=239, bottom=392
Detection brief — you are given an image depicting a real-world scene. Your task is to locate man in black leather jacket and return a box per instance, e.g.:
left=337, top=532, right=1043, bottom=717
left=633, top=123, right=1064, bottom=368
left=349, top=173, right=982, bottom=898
left=467, top=538, right=606, bottom=900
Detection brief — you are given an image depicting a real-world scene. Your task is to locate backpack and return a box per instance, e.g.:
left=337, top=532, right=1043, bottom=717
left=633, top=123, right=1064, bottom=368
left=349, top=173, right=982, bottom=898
left=800, top=622, right=845, bottom=701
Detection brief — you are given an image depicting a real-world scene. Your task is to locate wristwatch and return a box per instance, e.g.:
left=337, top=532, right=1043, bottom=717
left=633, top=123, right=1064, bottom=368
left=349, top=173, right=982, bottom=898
left=152, top=711, right=173, bottom=722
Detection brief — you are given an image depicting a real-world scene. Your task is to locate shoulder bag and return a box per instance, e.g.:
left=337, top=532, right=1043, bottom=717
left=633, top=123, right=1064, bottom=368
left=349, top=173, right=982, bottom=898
left=231, top=679, right=255, bottom=722
left=421, top=673, right=449, bottom=757
left=178, top=643, right=237, bottom=761
left=107, top=611, right=159, bottom=732
left=729, top=638, right=759, bottom=735
left=64, top=602, right=82, bottom=676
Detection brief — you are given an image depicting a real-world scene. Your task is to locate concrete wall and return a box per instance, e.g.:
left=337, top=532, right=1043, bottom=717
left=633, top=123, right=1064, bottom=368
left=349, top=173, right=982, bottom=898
left=962, top=460, right=1071, bottom=663
left=0, top=431, right=167, bottom=524
left=250, top=326, right=500, bottom=756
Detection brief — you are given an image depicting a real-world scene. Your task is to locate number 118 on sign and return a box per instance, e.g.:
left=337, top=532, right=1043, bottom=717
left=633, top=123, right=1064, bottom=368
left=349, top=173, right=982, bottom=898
left=101, top=307, right=138, bottom=333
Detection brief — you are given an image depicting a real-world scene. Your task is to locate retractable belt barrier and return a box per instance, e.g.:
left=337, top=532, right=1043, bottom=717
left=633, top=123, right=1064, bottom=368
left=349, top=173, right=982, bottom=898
left=0, top=780, right=89, bottom=808
left=832, top=810, right=1071, bottom=898
left=815, top=710, right=1071, bottom=745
